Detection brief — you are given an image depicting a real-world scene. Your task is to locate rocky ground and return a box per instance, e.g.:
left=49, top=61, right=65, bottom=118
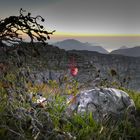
left=1, top=43, right=140, bottom=92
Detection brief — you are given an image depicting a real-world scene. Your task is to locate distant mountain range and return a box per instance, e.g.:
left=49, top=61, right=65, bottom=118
left=110, top=46, right=140, bottom=57
left=54, top=39, right=108, bottom=54
left=119, top=46, right=128, bottom=50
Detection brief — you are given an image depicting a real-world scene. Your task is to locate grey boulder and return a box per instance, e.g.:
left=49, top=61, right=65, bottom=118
left=66, top=88, right=135, bottom=122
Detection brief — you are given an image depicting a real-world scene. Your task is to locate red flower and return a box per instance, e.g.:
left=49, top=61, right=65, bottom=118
left=69, top=56, right=78, bottom=76
left=71, top=67, right=78, bottom=76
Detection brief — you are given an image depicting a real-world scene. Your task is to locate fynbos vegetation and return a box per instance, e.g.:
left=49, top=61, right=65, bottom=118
left=0, top=10, right=140, bottom=140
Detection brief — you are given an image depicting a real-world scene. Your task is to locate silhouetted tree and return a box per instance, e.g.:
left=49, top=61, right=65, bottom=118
left=0, top=8, right=55, bottom=50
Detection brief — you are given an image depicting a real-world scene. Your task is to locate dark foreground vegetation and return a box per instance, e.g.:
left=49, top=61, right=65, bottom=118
left=0, top=70, right=140, bottom=140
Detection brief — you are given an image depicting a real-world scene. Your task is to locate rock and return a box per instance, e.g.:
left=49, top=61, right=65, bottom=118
left=66, top=88, right=135, bottom=122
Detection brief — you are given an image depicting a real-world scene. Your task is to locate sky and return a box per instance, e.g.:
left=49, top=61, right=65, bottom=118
left=0, top=0, right=140, bottom=51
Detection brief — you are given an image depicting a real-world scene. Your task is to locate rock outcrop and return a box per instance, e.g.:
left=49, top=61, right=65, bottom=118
left=68, top=50, right=140, bottom=91
left=66, top=88, right=135, bottom=122
left=1, top=43, right=140, bottom=91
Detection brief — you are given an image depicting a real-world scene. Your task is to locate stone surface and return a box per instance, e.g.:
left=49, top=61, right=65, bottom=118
left=67, top=88, right=135, bottom=122
left=1, top=44, right=140, bottom=91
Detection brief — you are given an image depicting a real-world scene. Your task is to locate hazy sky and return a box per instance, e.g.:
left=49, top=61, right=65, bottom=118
left=0, top=0, right=140, bottom=51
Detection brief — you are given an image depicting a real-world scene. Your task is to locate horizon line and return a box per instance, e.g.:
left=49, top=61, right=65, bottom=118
left=54, top=32, right=140, bottom=37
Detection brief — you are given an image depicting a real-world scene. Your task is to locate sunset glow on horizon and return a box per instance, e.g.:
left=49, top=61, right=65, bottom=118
left=49, top=32, right=140, bottom=51
left=1, top=0, right=140, bottom=51
left=54, top=31, right=140, bottom=37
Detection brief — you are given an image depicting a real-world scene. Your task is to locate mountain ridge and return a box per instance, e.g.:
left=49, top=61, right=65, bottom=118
left=54, top=39, right=108, bottom=54
left=110, top=46, right=140, bottom=57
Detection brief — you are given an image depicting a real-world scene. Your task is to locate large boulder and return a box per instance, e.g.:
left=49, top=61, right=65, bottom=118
left=66, top=88, right=135, bottom=122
